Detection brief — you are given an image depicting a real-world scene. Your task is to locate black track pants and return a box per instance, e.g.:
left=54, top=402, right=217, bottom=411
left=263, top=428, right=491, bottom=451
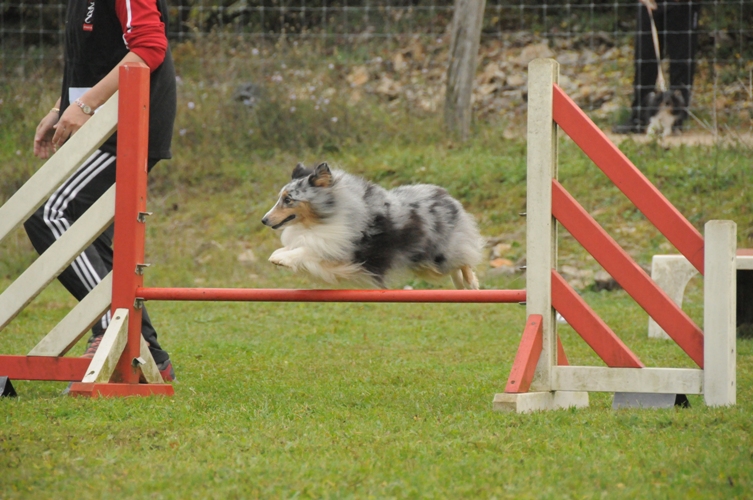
left=631, top=0, right=701, bottom=120
left=23, top=149, right=169, bottom=365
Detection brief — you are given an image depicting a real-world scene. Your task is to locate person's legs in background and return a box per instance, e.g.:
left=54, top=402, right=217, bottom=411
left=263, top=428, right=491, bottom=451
left=666, top=0, right=700, bottom=130
left=23, top=150, right=174, bottom=380
left=614, top=1, right=664, bottom=133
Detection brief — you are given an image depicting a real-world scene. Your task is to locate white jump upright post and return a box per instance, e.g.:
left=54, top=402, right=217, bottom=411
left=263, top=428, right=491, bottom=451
left=704, top=220, right=736, bottom=406
left=493, top=59, right=588, bottom=412
left=526, top=58, right=558, bottom=393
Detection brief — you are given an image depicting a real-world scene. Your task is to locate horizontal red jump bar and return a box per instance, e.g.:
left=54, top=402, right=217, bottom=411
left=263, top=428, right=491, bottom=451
left=137, top=287, right=527, bottom=304
left=0, top=355, right=90, bottom=381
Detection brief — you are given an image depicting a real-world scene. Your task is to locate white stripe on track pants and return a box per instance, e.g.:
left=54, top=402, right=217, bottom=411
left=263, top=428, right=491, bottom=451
left=23, top=149, right=169, bottom=364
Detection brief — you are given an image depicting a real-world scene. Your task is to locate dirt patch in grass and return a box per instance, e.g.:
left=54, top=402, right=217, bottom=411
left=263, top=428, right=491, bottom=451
left=606, top=131, right=753, bottom=148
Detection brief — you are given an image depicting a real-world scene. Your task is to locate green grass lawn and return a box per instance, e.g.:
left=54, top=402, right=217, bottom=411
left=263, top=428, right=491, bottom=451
left=2, top=137, right=752, bottom=498
left=1, top=278, right=752, bottom=498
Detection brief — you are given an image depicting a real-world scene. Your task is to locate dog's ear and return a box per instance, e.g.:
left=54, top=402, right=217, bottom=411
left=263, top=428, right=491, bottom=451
left=310, top=162, right=333, bottom=188
left=292, top=163, right=312, bottom=179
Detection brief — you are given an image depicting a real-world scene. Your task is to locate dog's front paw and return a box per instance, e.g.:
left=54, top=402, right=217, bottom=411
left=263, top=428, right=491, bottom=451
left=269, top=252, right=293, bottom=269
left=269, top=246, right=308, bottom=271
left=269, top=247, right=286, bottom=261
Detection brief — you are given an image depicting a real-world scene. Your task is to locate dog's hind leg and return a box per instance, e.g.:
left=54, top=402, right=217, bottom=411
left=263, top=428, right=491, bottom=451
left=461, top=265, right=479, bottom=290
left=451, top=269, right=464, bottom=290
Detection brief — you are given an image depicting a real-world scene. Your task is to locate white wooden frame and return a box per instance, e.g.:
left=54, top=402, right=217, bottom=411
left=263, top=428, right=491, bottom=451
left=494, top=59, right=737, bottom=413
left=28, top=273, right=113, bottom=357
left=494, top=59, right=588, bottom=413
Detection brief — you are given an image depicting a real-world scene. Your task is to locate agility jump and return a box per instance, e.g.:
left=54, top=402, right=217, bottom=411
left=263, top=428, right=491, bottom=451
left=0, top=60, right=737, bottom=410
left=494, top=59, right=736, bottom=412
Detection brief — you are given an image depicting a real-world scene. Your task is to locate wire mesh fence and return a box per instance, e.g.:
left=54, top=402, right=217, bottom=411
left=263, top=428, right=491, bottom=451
left=1, top=1, right=751, bottom=134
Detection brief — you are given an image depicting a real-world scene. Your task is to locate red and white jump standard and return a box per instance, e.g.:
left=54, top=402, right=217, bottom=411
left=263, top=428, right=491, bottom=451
left=493, top=59, right=736, bottom=412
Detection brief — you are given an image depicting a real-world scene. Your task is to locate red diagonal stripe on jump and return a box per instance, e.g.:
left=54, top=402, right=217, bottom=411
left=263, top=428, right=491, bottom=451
left=552, top=84, right=704, bottom=274
left=552, top=180, right=704, bottom=368
left=505, top=314, right=544, bottom=393
left=551, top=271, right=644, bottom=368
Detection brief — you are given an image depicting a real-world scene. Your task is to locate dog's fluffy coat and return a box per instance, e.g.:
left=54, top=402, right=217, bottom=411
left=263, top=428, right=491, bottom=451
left=262, top=163, right=483, bottom=289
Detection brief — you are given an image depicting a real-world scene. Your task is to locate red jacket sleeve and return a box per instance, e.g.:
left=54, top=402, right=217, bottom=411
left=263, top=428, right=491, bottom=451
left=115, top=0, right=168, bottom=72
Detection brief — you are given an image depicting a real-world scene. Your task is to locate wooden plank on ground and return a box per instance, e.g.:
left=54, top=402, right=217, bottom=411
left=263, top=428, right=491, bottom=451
left=493, top=391, right=589, bottom=413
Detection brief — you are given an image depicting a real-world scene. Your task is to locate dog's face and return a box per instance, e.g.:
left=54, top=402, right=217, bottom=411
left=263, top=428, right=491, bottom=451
left=261, top=162, right=335, bottom=230
left=644, top=90, right=685, bottom=113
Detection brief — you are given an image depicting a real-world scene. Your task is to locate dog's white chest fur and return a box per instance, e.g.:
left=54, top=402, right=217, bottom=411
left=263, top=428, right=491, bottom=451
left=271, top=222, right=365, bottom=284
left=647, top=107, right=676, bottom=138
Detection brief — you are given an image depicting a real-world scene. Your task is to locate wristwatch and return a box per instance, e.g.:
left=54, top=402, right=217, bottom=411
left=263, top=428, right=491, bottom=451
left=73, top=99, right=94, bottom=116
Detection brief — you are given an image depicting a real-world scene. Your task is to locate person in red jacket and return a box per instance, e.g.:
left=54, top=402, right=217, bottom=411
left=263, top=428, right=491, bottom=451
left=24, top=0, right=177, bottom=381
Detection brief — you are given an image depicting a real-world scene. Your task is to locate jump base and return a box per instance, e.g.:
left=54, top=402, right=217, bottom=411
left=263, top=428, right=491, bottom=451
left=68, top=382, right=174, bottom=398
left=493, top=391, right=589, bottom=413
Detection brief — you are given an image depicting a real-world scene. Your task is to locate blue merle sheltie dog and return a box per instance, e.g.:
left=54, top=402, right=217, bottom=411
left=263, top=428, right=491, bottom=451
left=262, top=162, right=483, bottom=289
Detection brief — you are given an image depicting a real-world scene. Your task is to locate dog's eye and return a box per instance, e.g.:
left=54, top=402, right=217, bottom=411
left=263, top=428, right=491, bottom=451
left=283, top=195, right=293, bottom=205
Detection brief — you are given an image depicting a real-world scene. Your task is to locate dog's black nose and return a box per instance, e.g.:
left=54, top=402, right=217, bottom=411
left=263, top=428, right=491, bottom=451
left=261, top=217, right=268, bottom=226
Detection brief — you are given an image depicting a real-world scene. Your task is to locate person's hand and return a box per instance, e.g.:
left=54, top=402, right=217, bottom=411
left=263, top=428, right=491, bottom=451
left=34, top=110, right=60, bottom=159
left=640, top=0, right=658, bottom=10
left=51, top=104, right=92, bottom=152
